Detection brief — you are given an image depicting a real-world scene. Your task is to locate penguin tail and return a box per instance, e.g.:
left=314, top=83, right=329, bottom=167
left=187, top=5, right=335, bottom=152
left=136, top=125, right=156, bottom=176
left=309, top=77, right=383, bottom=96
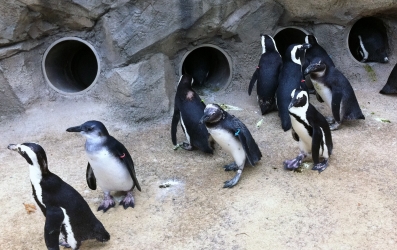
left=94, top=224, right=110, bottom=243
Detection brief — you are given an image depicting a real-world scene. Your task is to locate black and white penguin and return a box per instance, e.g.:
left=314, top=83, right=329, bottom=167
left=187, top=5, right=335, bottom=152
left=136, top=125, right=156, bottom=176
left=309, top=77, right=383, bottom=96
left=277, top=44, right=308, bottom=131
left=171, top=74, right=213, bottom=153
left=351, top=27, right=389, bottom=63
left=66, top=120, right=141, bottom=212
left=304, top=58, right=365, bottom=130
left=380, top=63, right=397, bottom=94
left=248, top=34, right=282, bottom=115
left=284, top=89, right=333, bottom=172
left=199, top=104, right=262, bottom=188
left=7, top=143, right=110, bottom=250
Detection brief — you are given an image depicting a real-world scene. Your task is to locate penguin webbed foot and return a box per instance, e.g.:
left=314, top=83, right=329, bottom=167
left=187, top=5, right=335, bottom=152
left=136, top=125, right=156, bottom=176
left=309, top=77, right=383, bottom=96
left=98, top=194, right=115, bottom=212
left=223, top=162, right=239, bottom=171
left=223, top=170, right=242, bottom=188
left=312, top=159, right=329, bottom=173
left=59, top=241, right=71, bottom=248
left=283, top=153, right=305, bottom=171
left=329, top=121, right=340, bottom=131
left=119, top=191, right=135, bottom=209
left=325, top=116, right=335, bottom=124
left=181, top=142, right=193, bottom=151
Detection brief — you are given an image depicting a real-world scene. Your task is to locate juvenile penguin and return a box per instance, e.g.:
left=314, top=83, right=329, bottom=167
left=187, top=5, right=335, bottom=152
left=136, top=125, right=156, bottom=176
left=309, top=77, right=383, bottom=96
left=171, top=74, right=213, bottom=153
left=380, top=63, right=397, bottom=94
left=8, top=143, right=110, bottom=250
left=304, top=58, right=365, bottom=130
left=284, top=89, right=333, bottom=172
left=66, top=120, right=141, bottom=212
left=277, top=44, right=308, bottom=131
left=199, top=104, right=262, bottom=188
left=248, top=34, right=282, bottom=115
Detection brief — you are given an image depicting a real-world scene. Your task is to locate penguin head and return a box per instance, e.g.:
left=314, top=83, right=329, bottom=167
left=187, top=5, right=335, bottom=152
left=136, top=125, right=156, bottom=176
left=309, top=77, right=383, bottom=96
left=200, top=103, right=224, bottom=124
left=8, top=143, right=49, bottom=173
left=261, top=34, right=279, bottom=54
left=289, top=89, right=309, bottom=111
left=305, top=35, right=318, bottom=45
left=178, top=74, right=194, bottom=87
left=303, top=59, right=326, bottom=77
left=66, top=120, right=110, bottom=141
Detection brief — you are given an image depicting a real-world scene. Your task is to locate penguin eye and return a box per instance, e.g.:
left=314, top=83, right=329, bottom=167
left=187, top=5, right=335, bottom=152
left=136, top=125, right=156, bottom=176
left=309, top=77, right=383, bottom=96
left=87, top=127, right=93, bottom=132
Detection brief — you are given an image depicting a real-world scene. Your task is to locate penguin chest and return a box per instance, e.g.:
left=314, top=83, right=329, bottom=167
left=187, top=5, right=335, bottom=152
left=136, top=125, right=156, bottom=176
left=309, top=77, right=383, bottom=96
left=290, top=116, right=312, bottom=153
left=208, top=127, right=246, bottom=166
left=312, top=79, right=332, bottom=109
left=179, top=113, right=190, bottom=144
left=87, top=149, right=133, bottom=192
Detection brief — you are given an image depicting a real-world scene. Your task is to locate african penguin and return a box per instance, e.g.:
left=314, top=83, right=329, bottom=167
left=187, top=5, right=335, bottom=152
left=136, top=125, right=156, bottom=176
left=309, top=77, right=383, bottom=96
left=171, top=74, right=213, bottom=153
left=353, top=28, right=388, bottom=63
left=248, top=34, right=282, bottom=115
left=304, top=58, right=365, bottom=130
left=277, top=44, right=308, bottom=131
left=8, top=143, right=110, bottom=250
left=66, top=120, right=141, bottom=212
left=300, top=34, right=335, bottom=92
left=380, top=63, right=397, bottom=94
left=199, top=104, right=262, bottom=188
left=183, top=49, right=212, bottom=86
left=284, top=89, right=333, bottom=172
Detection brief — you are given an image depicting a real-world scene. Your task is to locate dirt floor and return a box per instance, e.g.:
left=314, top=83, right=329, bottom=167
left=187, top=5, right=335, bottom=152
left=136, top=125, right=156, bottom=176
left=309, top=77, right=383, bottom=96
left=0, top=70, right=397, bottom=250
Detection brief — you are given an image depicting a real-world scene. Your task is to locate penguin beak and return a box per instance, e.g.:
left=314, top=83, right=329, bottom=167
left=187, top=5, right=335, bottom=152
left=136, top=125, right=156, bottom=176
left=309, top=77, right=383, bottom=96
left=304, top=63, right=319, bottom=76
left=199, top=114, right=210, bottom=125
left=7, top=144, right=18, bottom=151
left=66, top=125, right=83, bottom=132
left=300, top=43, right=312, bottom=50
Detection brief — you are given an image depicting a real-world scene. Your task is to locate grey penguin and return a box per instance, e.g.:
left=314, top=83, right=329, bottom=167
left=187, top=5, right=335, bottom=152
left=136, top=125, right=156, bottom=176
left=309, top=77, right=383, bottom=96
left=277, top=43, right=308, bottom=131
left=199, top=103, right=262, bottom=188
left=66, top=120, right=141, bottom=212
left=248, top=34, right=282, bottom=115
left=304, top=58, right=365, bottom=130
left=380, top=63, right=397, bottom=94
left=171, top=74, right=213, bottom=153
left=8, top=143, right=110, bottom=250
left=284, top=89, right=333, bottom=172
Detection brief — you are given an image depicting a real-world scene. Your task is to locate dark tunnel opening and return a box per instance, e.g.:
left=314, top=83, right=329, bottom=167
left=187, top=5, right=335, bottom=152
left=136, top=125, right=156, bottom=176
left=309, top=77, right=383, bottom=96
left=274, top=27, right=308, bottom=59
left=42, top=37, right=100, bottom=94
left=348, top=17, right=389, bottom=63
left=180, top=45, right=232, bottom=94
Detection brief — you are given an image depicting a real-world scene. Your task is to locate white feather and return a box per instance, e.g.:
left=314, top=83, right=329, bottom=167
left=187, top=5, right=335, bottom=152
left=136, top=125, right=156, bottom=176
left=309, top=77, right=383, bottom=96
left=180, top=114, right=190, bottom=144
left=86, top=148, right=133, bottom=192
left=358, top=35, right=369, bottom=61
left=312, top=79, right=333, bottom=110
left=60, top=207, right=77, bottom=249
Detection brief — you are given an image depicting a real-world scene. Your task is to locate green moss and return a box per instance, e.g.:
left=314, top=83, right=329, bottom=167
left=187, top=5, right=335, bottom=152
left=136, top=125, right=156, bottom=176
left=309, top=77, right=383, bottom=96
left=364, top=64, right=377, bottom=82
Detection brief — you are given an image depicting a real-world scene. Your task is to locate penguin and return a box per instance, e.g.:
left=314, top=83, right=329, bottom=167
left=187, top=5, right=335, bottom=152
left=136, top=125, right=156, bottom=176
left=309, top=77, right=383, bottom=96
left=277, top=43, right=308, bottom=131
left=300, top=34, right=335, bottom=93
left=199, top=104, right=262, bottom=188
left=351, top=27, right=389, bottom=63
left=380, top=63, right=397, bottom=94
left=171, top=74, right=213, bottom=153
left=304, top=58, right=365, bottom=130
left=284, top=89, right=333, bottom=172
left=66, top=120, right=141, bottom=212
left=248, top=34, right=282, bottom=115
left=7, top=143, right=110, bottom=250
left=183, top=49, right=212, bottom=86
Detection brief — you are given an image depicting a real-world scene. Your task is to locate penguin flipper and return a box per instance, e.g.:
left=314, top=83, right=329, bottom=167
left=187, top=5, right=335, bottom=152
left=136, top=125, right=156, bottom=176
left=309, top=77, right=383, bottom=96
left=171, top=107, right=180, bottom=145
left=86, top=163, right=97, bottom=190
left=233, top=118, right=262, bottom=166
left=44, top=206, right=65, bottom=250
left=311, top=126, right=323, bottom=165
left=119, top=148, right=142, bottom=192
left=291, top=128, right=299, bottom=142
left=248, top=69, right=259, bottom=96
left=331, top=92, right=343, bottom=123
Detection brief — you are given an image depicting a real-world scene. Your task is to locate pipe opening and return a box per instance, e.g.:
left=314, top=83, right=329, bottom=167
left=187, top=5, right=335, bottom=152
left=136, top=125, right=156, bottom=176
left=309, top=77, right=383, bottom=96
left=42, top=37, right=100, bottom=94
left=180, top=45, right=232, bottom=95
left=348, top=17, right=389, bottom=63
left=274, top=27, right=308, bottom=59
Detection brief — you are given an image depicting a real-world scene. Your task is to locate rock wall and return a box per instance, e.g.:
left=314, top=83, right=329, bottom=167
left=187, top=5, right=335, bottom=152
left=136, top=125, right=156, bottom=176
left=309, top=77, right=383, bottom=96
left=0, top=0, right=396, bottom=122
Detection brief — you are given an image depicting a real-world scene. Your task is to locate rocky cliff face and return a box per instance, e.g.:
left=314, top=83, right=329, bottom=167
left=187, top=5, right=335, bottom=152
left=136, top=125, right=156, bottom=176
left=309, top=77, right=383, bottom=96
left=0, top=0, right=396, bottom=122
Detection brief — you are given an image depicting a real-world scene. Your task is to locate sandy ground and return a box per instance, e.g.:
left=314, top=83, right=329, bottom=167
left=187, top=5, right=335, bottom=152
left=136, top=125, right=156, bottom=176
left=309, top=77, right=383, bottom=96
left=0, top=72, right=397, bottom=250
